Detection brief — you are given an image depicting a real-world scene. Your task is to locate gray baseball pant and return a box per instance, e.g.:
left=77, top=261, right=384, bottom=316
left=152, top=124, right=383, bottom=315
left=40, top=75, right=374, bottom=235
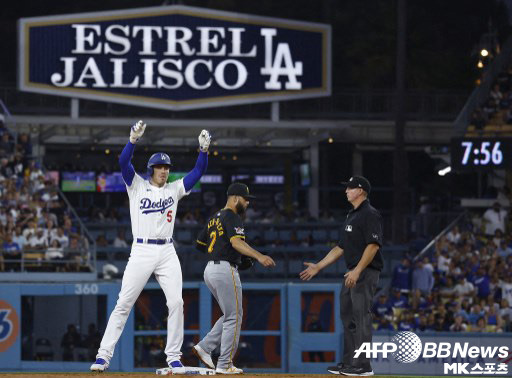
left=198, top=261, right=243, bottom=369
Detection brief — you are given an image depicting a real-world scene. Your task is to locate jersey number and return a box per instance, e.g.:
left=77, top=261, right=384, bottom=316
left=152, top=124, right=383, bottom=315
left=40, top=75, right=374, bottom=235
left=208, top=231, right=217, bottom=253
left=167, top=210, right=173, bottom=223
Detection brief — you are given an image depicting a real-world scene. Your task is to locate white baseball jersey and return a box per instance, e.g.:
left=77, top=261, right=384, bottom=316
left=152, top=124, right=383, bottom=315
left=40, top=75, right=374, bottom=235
left=127, top=174, right=189, bottom=239
left=96, top=173, right=190, bottom=366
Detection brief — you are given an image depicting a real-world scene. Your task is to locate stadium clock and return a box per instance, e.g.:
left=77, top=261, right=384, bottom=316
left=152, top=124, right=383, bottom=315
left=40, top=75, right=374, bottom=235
left=451, top=138, right=512, bottom=170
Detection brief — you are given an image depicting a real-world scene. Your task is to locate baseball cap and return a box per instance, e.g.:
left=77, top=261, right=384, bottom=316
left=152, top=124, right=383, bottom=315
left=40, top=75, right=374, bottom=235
left=227, top=182, right=256, bottom=199
left=341, top=175, right=371, bottom=194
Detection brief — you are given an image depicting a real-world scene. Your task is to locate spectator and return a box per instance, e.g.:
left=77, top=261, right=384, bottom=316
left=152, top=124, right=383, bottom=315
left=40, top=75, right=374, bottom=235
left=433, top=314, right=447, bottom=331
left=415, top=315, right=430, bottom=332
left=490, top=83, right=503, bottom=106
left=11, top=225, right=27, bottom=250
left=471, top=316, right=487, bottom=332
left=499, top=299, right=511, bottom=329
left=372, top=294, right=392, bottom=320
left=2, top=234, right=21, bottom=271
left=422, top=256, right=434, bottom=273
left=483, top=202, right=507, bottom=237
left=468, top=304, right=485, bottom=325
left=22, top=220, right=38, bottom=240
left=113, top=229, right=128, bottom=248
left=449, top=315, right=468, bottom=332
left=377, top=317, right=395, bottom=331
left=497, top=240, right=512, bottom=258
left=499, top=273, right=512, bottom=307
left=482, top=99, right=497, bottom=119
left=61, top=324, right=81, bottom=361
left=45, top=239, right=64, bottom=260
left=0, top=157, right=13, bottom=178
left=29, top=228, right=48, bottom=251
left=397, top=313, right=415, bottom=331
left=437, top=249, right=451, bottom=274
left=454, top=300, right=470, bottom=322
left=439, top=276, right=457, bottom=299
left=62, top=215, right=77, bottom=237
left=486, top=305, right=503, bottom=331
left=391, top=258, right=411, bottom=292
left=17, top=132, right=32, bottom=157
left=96, top=235, right=108, bottom=248
left=454, top=277, right=476, bottom=298
left=51, top=227, right=69, bottom=249
left=389, top=288, right=408, bottom=309
left=43, top=219, right=57, bottom=243
left=446, top=226, right=461, bottom=245
left=472, top=267, right=491, bottom=299
left=470, top=108, right=486, bottom=131
left=412, top=260, right=434, bottom=296
left=0, top=133, right=13, bottom=157
left=492, top=229, right=505, bottom=249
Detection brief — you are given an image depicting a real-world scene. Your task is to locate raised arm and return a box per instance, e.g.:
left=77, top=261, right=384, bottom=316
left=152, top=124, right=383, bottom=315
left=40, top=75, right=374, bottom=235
left=183, top=130, right=210, bottom=191
left=119, top=120, right=146, bottom=186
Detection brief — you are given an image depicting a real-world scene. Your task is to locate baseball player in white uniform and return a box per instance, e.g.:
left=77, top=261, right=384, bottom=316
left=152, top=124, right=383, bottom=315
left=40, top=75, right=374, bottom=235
left=90, top=121, right=211, bottom=373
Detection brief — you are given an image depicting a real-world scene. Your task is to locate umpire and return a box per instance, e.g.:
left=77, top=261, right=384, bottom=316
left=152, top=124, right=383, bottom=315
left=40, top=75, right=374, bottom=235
left=193, top=182, right=275, bottom=374
left=300, top=176, right=383, bottom=377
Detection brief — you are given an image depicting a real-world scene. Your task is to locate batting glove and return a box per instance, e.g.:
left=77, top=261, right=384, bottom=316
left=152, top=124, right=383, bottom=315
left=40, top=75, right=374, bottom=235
left=130, top=120, right=146, bottom=144
left=198, top=129, right=211, bottom=152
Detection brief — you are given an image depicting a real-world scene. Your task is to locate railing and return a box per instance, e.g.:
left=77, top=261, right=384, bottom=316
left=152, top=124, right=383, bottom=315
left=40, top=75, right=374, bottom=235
left=413, top=211, right=469, bottom=262
left=453, top=35, right=512, bottom=135
left=1, top=86, right=466, bottom=121
left=1, top=248, right=93, bottom=273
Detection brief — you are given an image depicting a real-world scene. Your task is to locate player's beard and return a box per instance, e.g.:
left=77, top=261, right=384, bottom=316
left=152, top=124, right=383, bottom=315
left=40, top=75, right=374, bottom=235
left=235, top=202, right=246, bottom=215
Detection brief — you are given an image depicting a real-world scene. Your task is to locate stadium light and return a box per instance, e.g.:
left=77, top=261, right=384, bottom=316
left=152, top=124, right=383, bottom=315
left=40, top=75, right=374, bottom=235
left=438, top=166, right=451, bottom=176
left=480, top=49, right=489, bottom=57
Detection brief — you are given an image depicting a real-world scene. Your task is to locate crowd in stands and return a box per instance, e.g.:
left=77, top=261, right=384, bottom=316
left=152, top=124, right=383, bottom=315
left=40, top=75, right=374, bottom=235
left=0, top=117, right=91, bottom=272
left=470, top=65, right=512, bottom=132
left=375, top=203, right=512, bottom=333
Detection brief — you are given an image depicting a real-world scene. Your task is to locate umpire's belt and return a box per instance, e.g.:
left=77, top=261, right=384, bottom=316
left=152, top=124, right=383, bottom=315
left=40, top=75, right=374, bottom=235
left=136, top=237, right=173, bottom=245
left=210, top=260, right=238, bottom=269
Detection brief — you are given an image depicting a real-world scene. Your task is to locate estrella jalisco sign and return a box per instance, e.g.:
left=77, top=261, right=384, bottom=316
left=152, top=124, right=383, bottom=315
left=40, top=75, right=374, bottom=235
left=18, top=5, right=331, bottom=110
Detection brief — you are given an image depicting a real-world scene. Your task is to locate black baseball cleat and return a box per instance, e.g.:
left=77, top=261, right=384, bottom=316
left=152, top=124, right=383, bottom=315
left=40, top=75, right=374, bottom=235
left=327, top=362, right=346, bottom=374
left=339, top=366, right=374, bottom=376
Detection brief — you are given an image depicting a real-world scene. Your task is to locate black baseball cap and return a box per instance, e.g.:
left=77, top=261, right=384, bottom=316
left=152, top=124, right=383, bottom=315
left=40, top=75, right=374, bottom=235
left=227, top=182, right=256, bottom=199
left=341, top=175, right=371, bottom=194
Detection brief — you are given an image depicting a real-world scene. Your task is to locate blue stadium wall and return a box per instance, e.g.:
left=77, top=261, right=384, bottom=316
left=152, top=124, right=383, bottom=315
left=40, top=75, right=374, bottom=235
left=0, top=282, right=510, bottom=375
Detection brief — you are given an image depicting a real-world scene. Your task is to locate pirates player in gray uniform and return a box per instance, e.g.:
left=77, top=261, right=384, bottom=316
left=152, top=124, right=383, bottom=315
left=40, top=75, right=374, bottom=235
left=193, top=183, right=275, bottom=374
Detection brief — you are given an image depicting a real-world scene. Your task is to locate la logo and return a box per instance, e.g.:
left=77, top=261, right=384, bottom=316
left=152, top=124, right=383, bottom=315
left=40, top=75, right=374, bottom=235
left=260, top=29, right=303, bottom=90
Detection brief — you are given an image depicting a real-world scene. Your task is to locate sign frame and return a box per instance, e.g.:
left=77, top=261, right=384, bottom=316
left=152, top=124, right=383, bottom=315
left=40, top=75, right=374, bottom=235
left=18, top=5, right=331, bottom=111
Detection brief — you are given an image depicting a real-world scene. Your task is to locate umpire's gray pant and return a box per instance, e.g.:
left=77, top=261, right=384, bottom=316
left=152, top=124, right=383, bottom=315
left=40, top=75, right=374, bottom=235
left=198, top=261, right=243, bottom=369
left=340, top=267, right=380, bottom=369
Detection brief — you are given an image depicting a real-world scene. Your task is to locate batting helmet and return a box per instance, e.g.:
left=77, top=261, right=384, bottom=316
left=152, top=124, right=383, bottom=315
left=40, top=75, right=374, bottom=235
left=147, top=152, right=172, bottom=177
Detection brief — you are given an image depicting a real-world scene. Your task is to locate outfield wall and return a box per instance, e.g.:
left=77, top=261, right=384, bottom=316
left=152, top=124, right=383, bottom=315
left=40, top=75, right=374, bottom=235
left=0, top=282, right=510, bottom=375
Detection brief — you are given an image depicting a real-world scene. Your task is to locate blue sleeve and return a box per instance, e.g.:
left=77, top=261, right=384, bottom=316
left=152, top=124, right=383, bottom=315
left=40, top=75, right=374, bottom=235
left=183, top=151, right=208, bottom=192
left=119, top=142, right=136, bottom=186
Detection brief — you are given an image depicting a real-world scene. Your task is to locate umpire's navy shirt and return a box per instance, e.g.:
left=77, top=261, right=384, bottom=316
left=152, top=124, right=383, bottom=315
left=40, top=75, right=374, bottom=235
left=338, top=199, right=384, bottom=271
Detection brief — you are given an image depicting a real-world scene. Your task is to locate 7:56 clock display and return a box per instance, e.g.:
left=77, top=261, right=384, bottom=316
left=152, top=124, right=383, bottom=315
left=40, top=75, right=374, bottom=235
left=451, top=138, right=511, bottom=170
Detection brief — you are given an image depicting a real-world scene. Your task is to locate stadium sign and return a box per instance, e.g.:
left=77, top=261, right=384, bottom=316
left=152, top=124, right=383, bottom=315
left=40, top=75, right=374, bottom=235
left=0, top=300, right=19, bottom=353
left=18, top=5, right=331, bottom=110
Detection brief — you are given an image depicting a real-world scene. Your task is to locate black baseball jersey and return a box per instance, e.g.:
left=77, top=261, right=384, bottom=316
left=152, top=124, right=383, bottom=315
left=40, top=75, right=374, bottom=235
left=196, top=208, right=246, bottom=266
left=338, top=199, right=383, bottom=271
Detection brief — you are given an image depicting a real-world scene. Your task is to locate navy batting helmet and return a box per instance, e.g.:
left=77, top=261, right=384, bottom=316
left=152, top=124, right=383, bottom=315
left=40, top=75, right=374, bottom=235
left=147, top=152, right=172, bottom=176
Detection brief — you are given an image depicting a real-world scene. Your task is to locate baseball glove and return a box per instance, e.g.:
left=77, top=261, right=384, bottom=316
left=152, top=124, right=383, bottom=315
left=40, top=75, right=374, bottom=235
left=238, top=255, right=254, bottom=271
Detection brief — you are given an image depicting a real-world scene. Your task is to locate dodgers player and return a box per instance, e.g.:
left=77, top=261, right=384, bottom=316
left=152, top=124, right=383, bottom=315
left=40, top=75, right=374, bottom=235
left=90, top=121, right=210, bottom=373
